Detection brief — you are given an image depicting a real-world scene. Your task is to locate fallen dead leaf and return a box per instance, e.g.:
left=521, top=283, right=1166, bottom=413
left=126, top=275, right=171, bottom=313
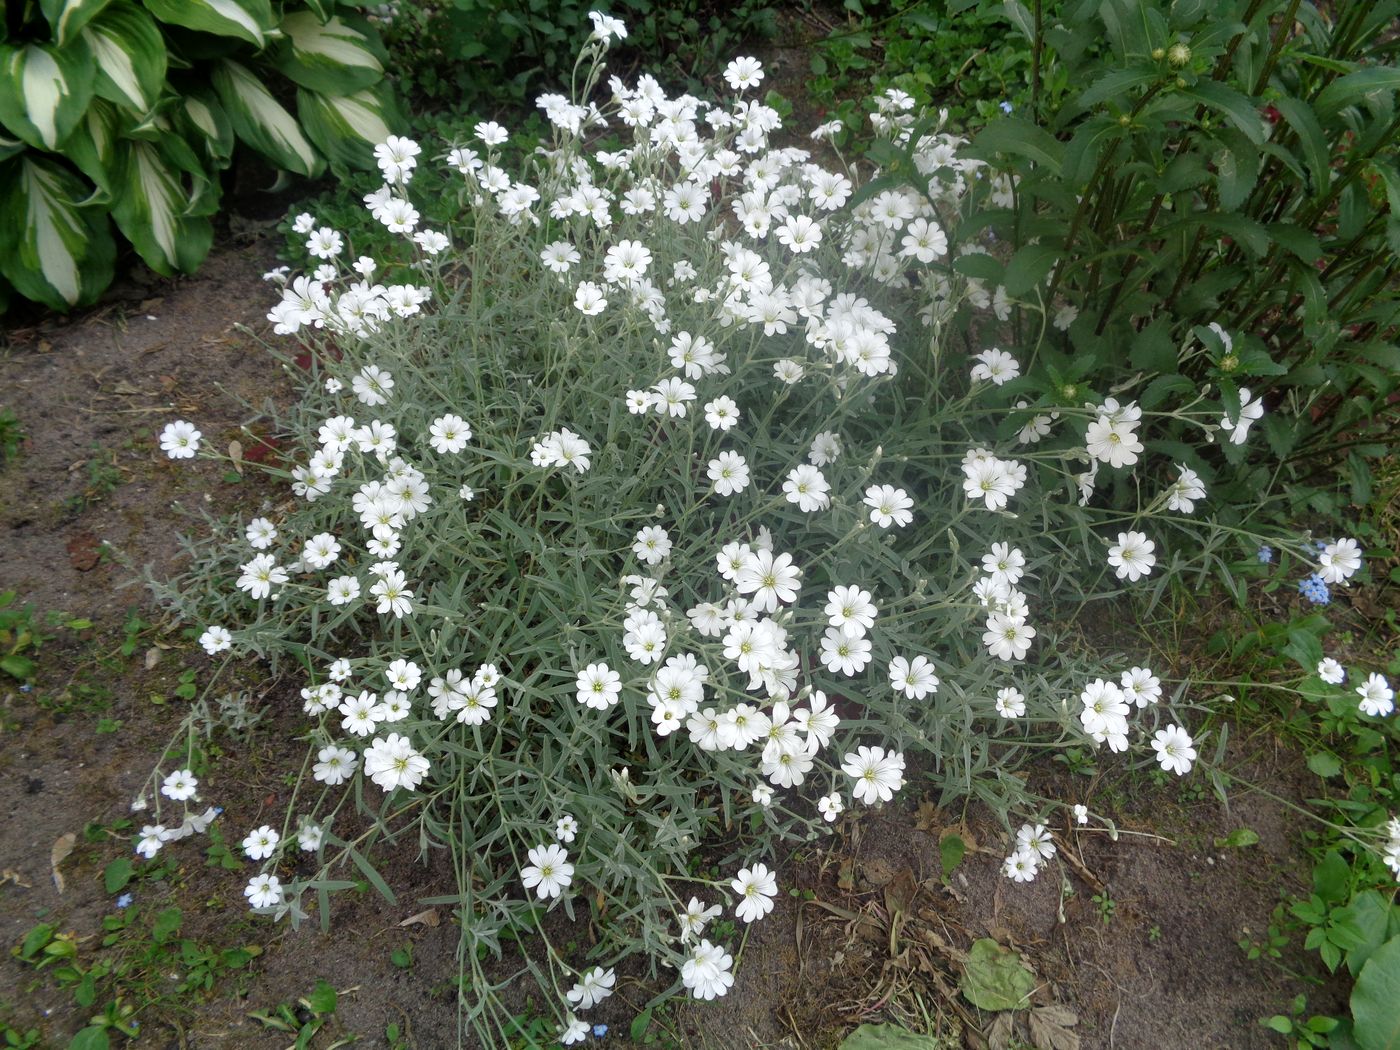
left=2, top=869, right=32, bottom=888
left=66, top=532, right=102, bottom=572
left=860, top=854, right=899, bottom=888
left=228, top=440, right=244, bottom=475
left=398, top=908, right=440, bottom=928
left=1028, top=1004, right=1079, bottom=1050
left=144, top=647, right=161, bottom=670
left=50, top=833, right=76, bottom=893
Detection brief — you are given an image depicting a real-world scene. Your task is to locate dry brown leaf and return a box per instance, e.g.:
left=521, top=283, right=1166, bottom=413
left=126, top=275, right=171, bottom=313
left=986, top=1011, right=1015, bottom=1050
left=398, top=908, right=440, bottom=928
left=1028, top=1005, right=1080, bottom=1050
left=110, top=380, right=142, bottom=396
left=50, top=832, right=76, bottom=893
left=144, top=647, right=161, bottom=670
left=2, top=869, right=31, bottom=888
left=914, top=800, right=941, bottom=833
left=228, top=440, right=244, bottom=476
left=860, top=855, right=899, bottom=888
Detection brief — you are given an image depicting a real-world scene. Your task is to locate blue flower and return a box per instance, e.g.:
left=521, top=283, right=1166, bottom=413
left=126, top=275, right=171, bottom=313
left=1299, top=574, right=1330, bottom=605
left=593, top=1024, right=608, bottom=1038
left=999, top=101, right=1014, bottom=114
left=1257, top=545, right=1274, bottom=564
left=115, top=893, right=133, bottom=909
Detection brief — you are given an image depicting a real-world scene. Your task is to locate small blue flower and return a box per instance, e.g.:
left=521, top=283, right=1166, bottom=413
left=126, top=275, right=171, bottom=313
left=593, top=1024, right=608, bottom=1038
left=999, top=101, right=1014, bottom=114
left=19, top=683, right=32, bottom=693
left=1257, top=545, right=1274, bottom=564
left=1299, top=574, right=1330, bottom=605
left=115, top=893, right=133, bottom=909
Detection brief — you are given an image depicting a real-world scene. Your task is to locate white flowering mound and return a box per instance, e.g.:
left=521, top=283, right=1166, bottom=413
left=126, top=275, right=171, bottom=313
left=145, top=18, right=1388, bottom=1043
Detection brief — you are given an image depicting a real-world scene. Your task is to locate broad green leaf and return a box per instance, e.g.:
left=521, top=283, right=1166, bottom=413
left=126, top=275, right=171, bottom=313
left=213, top=60, right=323, bottom=177
left=1352, top=935, right=1400, bottom=1050
left=83, top=3, right=166, bottom=116
left=1268, top=223, right=1323, bottom=264
left=1347, top=892, right=1399, bottom=977
left=0, top=39, right=96, bottom=151
left=950, top=251, right=1003, bottom=283
left=0, top=130, right=23, bottom=164
left=62, top=97, right=123, bottom=193
left=1214, top=827, right=1259, bottom=848
left=970, top=117, right=1064, bottom=174
left=1195, top=212, right=1269, bottom=255
left=39, top=0, right=113, bottom=45
left=1130, top=318, right=1177, bottom=372
left=103, top=857, right=133, bottom=893
left=959, top=938, right=1035, bottom=1011
left=297, top=84, right=399, bottom=172
left=178, top=92, right=235, bottom=167
left=109, top=139, right=214, bottom=275
left=1213, top=129, right=1259, bottom=211
left=67, top=1029, right=109, bottom=1050
left=1272, top=97, right=1331, bottom=195
left=1315, top=68, right=1400, bottom=117
left=142, top=0, right=275, bottom=48
left=303, top=0, right=338, bottom=19
left=274, top=12, right=386, bottom=95
left=304, top=979, right=337, bottom=1015
left=1003, top=243, right=1059, bottom=296
left=0, top=154, right=115, bottom=310
left=1183, top=81, right=1265, bottom=145
left=939, top=834, right=966, bottom=880
left=839, top=1023, right=942, bottom=1049
left=1077, top=66, right=1162, bottom=110
left=1306, top=751, right=1342, bottom=779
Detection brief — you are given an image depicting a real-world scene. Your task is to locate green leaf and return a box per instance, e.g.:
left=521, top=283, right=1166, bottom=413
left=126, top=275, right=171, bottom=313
left=950, top=251, right=1003, bottom=283
left=629, top=1007, right=653, bottom=1042
left=213, top=60, right=323, bottom=177
left=1307, top=752, right=1342, bottom=779
left=1315, top=851, right=1350, bottom=904
left=304, top=979, right=337, bottom=1015
left=959, top=938, right=1035, bottom=1011
left=1196, top=212, right=1269, bottom=255
left=1213, top=131, right=1259, bottom=211
left=347, top=847, right=397, bottom=905
left=82, top=3, right=167, bottom=116
left=839, top=1023, right=943, bottom=1049
left=1130, top=318, right=1178, bottom=372
left=0, top=39, right=96, bottom=151
left=39, top=0, right=113, bottom=45
left=1214, top=827, right=1259, bottom=848
left=1315, top=68, right=1400, bottom=118
left=1183, top=81, right=1265, bottom=145
left=61, top=97, right=123, bottom=193
left=142, top=0, right=275, bottom=48
left=0, top=154, right=116, bottom=311
left=1, top=653, right=37, bottom=680
left=940, top=834, right=966, bottom=880
left=296, top=83, right=400, bottom=173
left=1346, top=892, right=1398, bottom=976
left=109, top=139, right=214, bottom=276
left=970, top=117, right=1064, bottom=174
left=1272, top=96, right=1331, bottom=195
left=177, top=91, right=235, bottom=168
left=274, top=12, right=387, bottom=95
left=103, top=857, right=134, bottom=893
left=151, top=907, right=181, bottom=943
left=67, top=1029, right=109, bottom=1050
left=1352, top=936, right=1400, bottom=1050
left=1268, top=223, right=1323, bottom=264
left=1003, top=243, right=1059, bottom=296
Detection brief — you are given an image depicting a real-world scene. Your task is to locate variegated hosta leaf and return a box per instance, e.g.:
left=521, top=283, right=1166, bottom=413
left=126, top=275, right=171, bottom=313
left=0, top=131, right=25, bottom=165
left=109, top=139, right=213, bottom=276
left=39, top=0, right=114, bottom=46
left=83, top=2, right=167, bottom=116
left=302, top=0, right=338, bottom=21
left=61, top=97, right=124, bottom=193
left=0, top=154, right=115, bottom=310
left=297, top=83, right=400, bottom=172
left=0, top=39, right=96, bottom=151
left=179, top=92, right=235, bottom=167
left=274, top=11, right=387, bottom=95
left=213, top=60, right=323, bottom=177
left=142, top=0, right=275, bottom=49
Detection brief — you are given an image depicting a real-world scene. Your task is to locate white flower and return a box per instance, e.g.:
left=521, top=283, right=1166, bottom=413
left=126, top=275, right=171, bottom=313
left=735, top=549, right=801, bottom=613
left=369, top=569, right=414, bottom=618
left=819, top=627, right=872, bottom=676
left=1166, top=466, right=1206, bottom=514
left=576, top=663, right=621, bottom=709
left=970, top=348, right=1020, bottom=385
left=1085, top=415, right=1143, bottom=469
left=1317, top=658, right=1346, bottom=685
left=363, top=733, right=430, bottom=792
left=783, top=464, right=830, bottom=512
left=352, top=365, right=394, bottom=407
left=864, top=485, right=913, bottom=528
left=560, top=1018, right=589, bottom=1046
left=888, top=655, right=938, bottom=700
left=160, top=420, right=202, bottom=459
left=474, top=120, right=508, bottom=146
left=1357, top=673, right=1395, bottom=718
left=841, top=746, right=905, bottom=804
left=302, top=532, right=341, bottom=569
left=1152, top=724, right=1198, bottom=775
left=751, top=784, right=773, bottom=807
left=681, top=939, right=734, bottom=1000
left=633, top=525, right=672, bottom=565
left=555, top=813, right=579, bottom=843
left=983, top=613, right=1035, bottom=661
left=1107, top=531, right=1156, bottom=582
left=574, top=281, right=607, bottom=315
left=541, top=241, right=581, bottom=273
left=1002, top=848, right=1039, bottom=883
left=703, top=397, right=740, bottom=431
left=825, top=586, right=878, bottom=637
left=136, top=824, right=170, bottom=858
left=521, top=843, right=574, bottom=899
left=242, top=825, right=280, bottom=861
left=566, top=966, right=616, bottom=1010
left=817, top=793, right=845, bottom=822
left=429, top=414, right=472, bottom=454
left=708, top=451, right=750, bottom=496
left=327, top=575, right=360, bottom=606
left=995, top=687, right=1026, bottom=718
left=244, top=873, right=283, bottom=909
left=808, top=431, right=841, bottom=467
left=730, top=862, right=778, bottom=922
left=313, top=745, right=357, bottom=785
left=1318, top=538, right=1362, bottom=585
left=723, top=56, right=764, bottom=91
left=677, top=897, right=722, bottom=942
left=1219, top=387, right=1264, bottom=445
left=199, top=626, right=232, bottom=655
left=1073, top=804, right=1089, bottom=825
left=1016, top=823, right=1056, bottom=861
left=161, top=768, right=198, bottom=801
left=587, top=10, right=628, bottom=42
left=1120, top=666, right=1162, bottom=708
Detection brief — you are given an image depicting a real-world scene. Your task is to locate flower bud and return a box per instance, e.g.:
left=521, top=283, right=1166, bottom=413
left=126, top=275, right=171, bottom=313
left=1152, top=47, right=1166, bottom=61
left=1168, top=43, right=1191, bottom=67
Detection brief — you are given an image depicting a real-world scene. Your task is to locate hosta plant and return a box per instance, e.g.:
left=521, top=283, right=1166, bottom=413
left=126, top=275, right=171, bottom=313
left=0, top=0, right=400, bottom=313
left=139, top=17, right=1391, bottom=1045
